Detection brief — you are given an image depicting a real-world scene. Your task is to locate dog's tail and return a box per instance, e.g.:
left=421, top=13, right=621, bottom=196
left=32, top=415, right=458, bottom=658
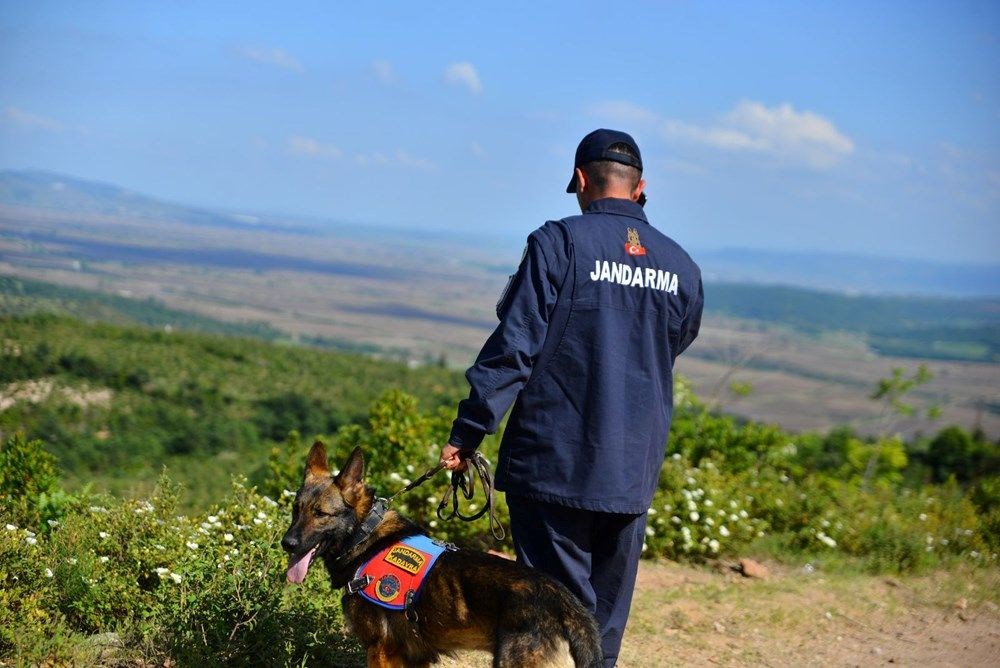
left=555, top=587, right=603, bottom=668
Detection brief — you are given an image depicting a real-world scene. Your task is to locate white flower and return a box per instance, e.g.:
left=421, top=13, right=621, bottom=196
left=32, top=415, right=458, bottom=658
left=709, top=539, right=720, bottom=552
left=99, top=531, right=109, bottom=539
left=25, top=536, right=37, bottom=545
left=389, top=472, right=402, bottom=482
left=817, top=532, right=837, bottom=548
left=642, top=542, right=648, bottom=552
left=672, top=453, right=681, bottom=460
left=200, top=522, right=212, bottom=530
left=45, top=568, right=54, bottom=578
left=282, top=489, right=296, bottom=498
left=719, top=526, right=730, bottom=537
left=429, top=520, right=438, bottom=528
left=169, top=572, right=182, bottom=583
left=704, top=499, right=714, bottom=507
left=256, top=511, right=267, bottom=520
left=970, top=551, right=981, bottom=559
left=686, top=476, right=697, bottom=486
left=704, top=517, right=715, bottom=526
left=68, top=558, right=77, bottom=565
left=5, top=524, right=16, bottom=531
left=223, top=533, right=234, bottom=542
left=47, top=519, right=59, bottom=527
left=689, top=511, right=700, bottom=522
left=99, top=556, right=110, bottom=563
left=671, top=515, right=682, bottom=524
left=253, top=518, right=263, bottom=526
left=406, top=464, right=415, bottom=473
left=262, top=496, right=277, bottom=507
left=207, top=515, right=219, bottom=524
left=730, top=500, right=738, bottom=509
left=739, top=510, right=749, bottom=519
left=155, top=567, right=170, bottom=577
left=186, top=541, right=199, bottom=550
left=154, top=544, right=165, bottom=551
left=427, top=496, right=439, bottom=505
left=645, top=526, right=655, bottom=537
left=647, top=507, right=657, bottom=515
left=918, top=513, right=927, bottom=521
left=89, top=506, right=107, bottom=513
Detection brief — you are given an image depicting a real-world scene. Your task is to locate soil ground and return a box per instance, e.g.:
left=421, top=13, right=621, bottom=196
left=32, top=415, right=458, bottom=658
left=439, top=559, right=1000, bottom=667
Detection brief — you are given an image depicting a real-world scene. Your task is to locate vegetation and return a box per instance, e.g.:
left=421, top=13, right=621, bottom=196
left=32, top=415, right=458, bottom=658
left=1, top=304, right=997, bottom=664
left=0, top=313, right=465, bottom=507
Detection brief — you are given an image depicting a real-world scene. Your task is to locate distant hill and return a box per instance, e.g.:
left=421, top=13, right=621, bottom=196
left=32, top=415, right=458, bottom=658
left=0, top=169, right=318, bottom=235
left=2, top=169, right=998, bottom=297
left=697, top=248, right=1000, bottom=298
left=708, top=283, right=1000, bottom=362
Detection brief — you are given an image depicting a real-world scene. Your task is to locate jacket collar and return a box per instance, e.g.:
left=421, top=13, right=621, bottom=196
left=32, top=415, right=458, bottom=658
left=583, top=197, right=648, bottom=223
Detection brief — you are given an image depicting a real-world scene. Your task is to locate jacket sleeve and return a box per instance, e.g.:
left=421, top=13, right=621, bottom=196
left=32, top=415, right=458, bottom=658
left=448, top=223, right=568, bottom=450
left=675, top=274, right=704, bottom=358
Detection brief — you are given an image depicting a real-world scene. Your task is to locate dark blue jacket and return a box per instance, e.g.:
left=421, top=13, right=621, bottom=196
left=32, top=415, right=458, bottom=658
left=449, top=198, right=703, bottom=513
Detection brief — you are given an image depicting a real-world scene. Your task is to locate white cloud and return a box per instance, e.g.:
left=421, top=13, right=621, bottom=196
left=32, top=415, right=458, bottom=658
left=372, top=59, right=396, bottom=85
left=2, top=106, right=64, bottom=132
left=287, top=135, right=342, bottom=159
left=355, top=149, right=433, bottom=170
left=236, top=46, right=303, bottom=72
left=444, top=62, right=482, bottom=95
left=592, top=99, right=854, bottom=169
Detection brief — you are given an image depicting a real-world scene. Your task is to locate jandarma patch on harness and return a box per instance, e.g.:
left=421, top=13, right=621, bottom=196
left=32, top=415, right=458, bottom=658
left=384, top=545, right=426, bottom=574
left=352, top=534, right=451, bottom=611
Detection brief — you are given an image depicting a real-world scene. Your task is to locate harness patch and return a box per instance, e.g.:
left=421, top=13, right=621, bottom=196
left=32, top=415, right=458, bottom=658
left=384, top=545, right=425, bottom=574
left=351, top=534, right=452, bottom=611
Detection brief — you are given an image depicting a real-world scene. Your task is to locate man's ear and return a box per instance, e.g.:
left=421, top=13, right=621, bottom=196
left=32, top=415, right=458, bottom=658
left=335, top=447, right=366, bottom=506
left=574, top=167, right=588, bottom=193
left=305, top=441, right=330, bottom=480
left=632, top=178, right=646, bottom=203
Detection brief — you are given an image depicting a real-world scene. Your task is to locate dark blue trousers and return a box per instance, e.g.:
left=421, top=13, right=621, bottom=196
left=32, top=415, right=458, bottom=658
left=506, top=494, right=647, bottom=668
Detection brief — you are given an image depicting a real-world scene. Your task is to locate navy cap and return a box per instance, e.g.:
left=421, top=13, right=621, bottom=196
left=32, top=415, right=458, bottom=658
left=566, top=128, right=643, bottom=193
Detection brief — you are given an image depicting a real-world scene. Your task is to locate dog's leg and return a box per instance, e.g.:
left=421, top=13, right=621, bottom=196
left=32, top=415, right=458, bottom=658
left=366, top=644, right=406, bottom=668
left=494, top=635, right=574, bottom=668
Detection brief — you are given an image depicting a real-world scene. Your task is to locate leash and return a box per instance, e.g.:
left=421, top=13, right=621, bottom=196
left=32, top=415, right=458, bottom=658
left=387, top=451, right=506, bottom=542
left=436, top=452, right=505, bottom=541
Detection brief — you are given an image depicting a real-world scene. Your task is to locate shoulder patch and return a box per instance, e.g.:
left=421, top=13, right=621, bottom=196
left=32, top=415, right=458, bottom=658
left=496, top=244, right=528, bottom=317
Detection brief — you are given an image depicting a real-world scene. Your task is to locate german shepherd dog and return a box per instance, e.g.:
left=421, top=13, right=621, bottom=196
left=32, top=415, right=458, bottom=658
left=281, top=442, right=602, bottom=667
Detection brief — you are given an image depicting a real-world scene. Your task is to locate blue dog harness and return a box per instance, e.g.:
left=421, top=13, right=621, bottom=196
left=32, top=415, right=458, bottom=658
left=347, top=534, right=452, bottom=612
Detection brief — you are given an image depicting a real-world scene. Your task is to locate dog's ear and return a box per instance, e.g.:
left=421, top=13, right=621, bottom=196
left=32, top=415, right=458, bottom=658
left=335, top=446, right=365, bottom=506
left=304, top=441, right=330, bottom=480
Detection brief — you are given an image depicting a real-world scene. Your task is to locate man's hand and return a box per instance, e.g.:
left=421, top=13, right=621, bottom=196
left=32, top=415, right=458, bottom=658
left=440, top=443, right=470, bottom=472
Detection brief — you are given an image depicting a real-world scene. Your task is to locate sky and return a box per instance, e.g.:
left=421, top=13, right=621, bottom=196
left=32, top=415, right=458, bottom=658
left=0, top=1, right=998, bottom=263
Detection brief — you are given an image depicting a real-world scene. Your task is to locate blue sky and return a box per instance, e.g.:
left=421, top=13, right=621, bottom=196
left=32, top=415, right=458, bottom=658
left=1, top=1, right=997, bottom=263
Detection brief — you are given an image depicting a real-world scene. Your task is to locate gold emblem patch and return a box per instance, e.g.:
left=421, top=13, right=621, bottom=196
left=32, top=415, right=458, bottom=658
left=625, top=227, right=647, bottom=256
left=384, top=545, right=426, bottom=574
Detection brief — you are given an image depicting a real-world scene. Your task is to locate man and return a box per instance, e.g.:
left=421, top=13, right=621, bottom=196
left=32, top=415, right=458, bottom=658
left=440, top=129, right=703, bottom=666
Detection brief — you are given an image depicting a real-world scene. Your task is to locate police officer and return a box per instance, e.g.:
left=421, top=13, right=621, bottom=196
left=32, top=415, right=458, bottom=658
left=440, top=129, right=703, bottom=667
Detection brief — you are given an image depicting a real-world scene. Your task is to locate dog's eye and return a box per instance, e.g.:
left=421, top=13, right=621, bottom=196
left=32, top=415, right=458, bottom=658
left=313, top=508, right=331, bottom=518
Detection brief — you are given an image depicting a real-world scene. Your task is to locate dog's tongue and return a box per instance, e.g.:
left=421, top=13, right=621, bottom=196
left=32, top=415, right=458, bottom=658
left=286, top=546, right=317, bottom=584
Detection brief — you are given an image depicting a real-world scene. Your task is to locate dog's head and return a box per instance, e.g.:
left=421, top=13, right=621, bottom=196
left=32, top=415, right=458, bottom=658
left=280, top=441, right=372, bottom=584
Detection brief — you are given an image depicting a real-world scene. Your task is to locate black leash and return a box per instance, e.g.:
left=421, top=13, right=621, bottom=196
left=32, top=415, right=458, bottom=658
left=436, top=452, right=505, bottom=541
left=387, top=451, right=505, bottom=542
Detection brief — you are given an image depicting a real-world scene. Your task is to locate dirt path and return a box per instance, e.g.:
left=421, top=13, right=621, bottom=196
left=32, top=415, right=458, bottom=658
left=441, top=560, right=1000, bottom=667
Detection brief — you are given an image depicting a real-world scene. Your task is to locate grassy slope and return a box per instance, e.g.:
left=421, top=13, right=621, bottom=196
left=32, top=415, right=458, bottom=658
left=0, top=313, right=466, bottom=507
